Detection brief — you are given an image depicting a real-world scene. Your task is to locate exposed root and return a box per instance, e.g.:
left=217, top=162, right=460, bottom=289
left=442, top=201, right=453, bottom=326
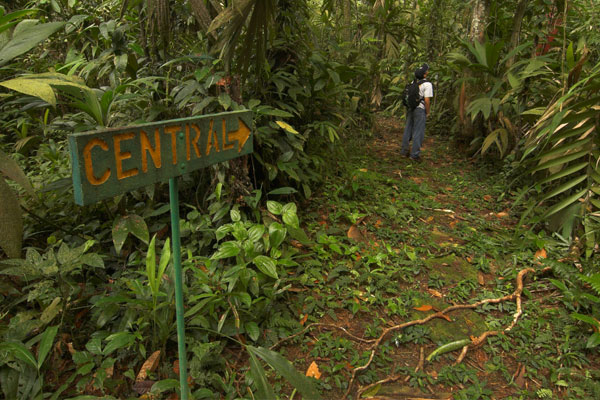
left=454, top=345, right=469, bottom=365
left=272, top=267, right=550, bottom=399
left=342, top=266, right=551, bottom=399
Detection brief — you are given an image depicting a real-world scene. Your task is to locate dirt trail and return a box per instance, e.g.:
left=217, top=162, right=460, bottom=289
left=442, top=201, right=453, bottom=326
left=288, top=117, right=531, bottom=399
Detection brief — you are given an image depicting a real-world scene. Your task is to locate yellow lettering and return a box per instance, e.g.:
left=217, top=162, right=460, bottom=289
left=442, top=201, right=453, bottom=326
left=221, top=118, right=234, bottom=151
left=114, top=132, right=138, bottom=180
left=191, top=124, right=202, bottom=158
left=185, top=125, right=191, bottom=161
left=83, top=138, right=110, bottom=185
left=164, top=125, right=181, bottom=164
left=206, top=120, right=220, bottom=155
left=140, top=129, right=161, bottom=173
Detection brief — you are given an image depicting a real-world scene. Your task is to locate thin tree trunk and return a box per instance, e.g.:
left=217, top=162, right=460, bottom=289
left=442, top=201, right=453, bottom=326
left=342, top=0, right=352, bottom=42
left=427, top=0, right=442, bottom=60
left=506, top=0, right=528, bottom=68
left=468, top=0, right=489, bottom=43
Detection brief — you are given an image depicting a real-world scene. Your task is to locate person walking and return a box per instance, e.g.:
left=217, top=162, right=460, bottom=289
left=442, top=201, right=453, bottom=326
left=401, top=63, right=433, bottom=162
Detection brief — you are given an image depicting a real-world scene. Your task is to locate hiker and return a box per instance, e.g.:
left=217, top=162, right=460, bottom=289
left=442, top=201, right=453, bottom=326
left=401, top=63, right=433, bottom=162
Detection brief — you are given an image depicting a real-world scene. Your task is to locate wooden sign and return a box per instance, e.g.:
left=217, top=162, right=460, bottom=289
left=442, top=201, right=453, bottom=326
left=69, top=110, right=252, bottom=205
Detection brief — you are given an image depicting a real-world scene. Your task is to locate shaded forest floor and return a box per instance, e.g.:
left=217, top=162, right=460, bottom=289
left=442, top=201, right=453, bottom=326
left=275, top=116, right=600, bottom=399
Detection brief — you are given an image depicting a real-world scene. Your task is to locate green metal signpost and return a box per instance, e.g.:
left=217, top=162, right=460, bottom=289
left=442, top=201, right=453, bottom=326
left=69, top=110, right=253, bottom=399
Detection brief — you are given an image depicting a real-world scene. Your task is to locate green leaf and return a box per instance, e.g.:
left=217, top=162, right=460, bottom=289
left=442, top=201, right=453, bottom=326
left=146, top=235, right=157, bottom=292
left=268, top=223, right=286, bottom=250
left=540, top=175, right=587, bottom=202
left=151, top=379, right=180, bottom=393
left=542, top=188, right=587, bottom=218
left=0, top=175, right=23, bottom=258
left=247, top=346, right=322, bottom=400
left=103, top=332, right=135, bottom=355
left=245, top=322, right=260, bottom=341
left=538, top=162, right=588, bottom=185
left=247, top=348, right=277, bottom=400
left=256, top=106, right=293, bottom=117
left=267, top=187, right=297, bottom=195
left=248, top=225, right=265, bottom=243
left=112, top=214, right=149, bottom=256
left=157, top=238, right=171, bottom=281
left=37, top=325, right=59, bottom=369
left=218, top=92, right=232, bottom=110
left=266, top=200, right=283, bottom=215
left=0, top=21, right=65, bottom=66
left=211, top=241, right=240, bottom=260
left=586, top=332, right=600, bottom=348
left=0, top=342, right=37, bottom=369
left=361, top=383, right=381, bottom=398
left=253, top=255, right=278, bottom=279
left=230, top=209, right=241, bottom=222
left=571, top=313, right=600, bottom=327
left=282, top=203, right=299, bottom=228
left=40, top=297, right=62, bottom=324
left=532, top=150, right=589, bottom=173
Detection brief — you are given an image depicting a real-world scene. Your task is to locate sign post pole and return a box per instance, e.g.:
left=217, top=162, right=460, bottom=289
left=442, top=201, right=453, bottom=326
left=169, top=176, right=189, bottom=400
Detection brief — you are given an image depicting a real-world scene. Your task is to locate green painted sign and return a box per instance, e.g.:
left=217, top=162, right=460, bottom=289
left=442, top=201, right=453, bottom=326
left=69, top=110, right=253, bottom=205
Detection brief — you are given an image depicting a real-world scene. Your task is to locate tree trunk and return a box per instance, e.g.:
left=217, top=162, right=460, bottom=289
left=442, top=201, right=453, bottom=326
left=342, top=0, right=352, bottom=42
left=427, top=0, right=442, bottom=60
left=189, top=0, right=217, bottom=39
left=468, top=0, right=489, bottom=42
left=506, top=0, right=528, bottom=68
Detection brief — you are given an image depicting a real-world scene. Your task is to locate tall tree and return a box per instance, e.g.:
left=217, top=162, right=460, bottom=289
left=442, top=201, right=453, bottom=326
left=468, top=0, right=490, bottom=42
left=506, top=0, right=528, bottom=68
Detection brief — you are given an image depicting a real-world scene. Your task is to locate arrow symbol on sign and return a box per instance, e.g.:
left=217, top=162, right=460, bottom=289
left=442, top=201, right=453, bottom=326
left=226, top=118, right=251, bottom=152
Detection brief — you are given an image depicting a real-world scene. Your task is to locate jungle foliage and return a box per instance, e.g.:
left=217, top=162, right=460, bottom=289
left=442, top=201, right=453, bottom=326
left=1, top=0, right=600, bottom=399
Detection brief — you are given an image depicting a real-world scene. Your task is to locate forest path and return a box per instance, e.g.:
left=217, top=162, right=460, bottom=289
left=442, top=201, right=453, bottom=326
left=285, top=115, right=539, bottom=399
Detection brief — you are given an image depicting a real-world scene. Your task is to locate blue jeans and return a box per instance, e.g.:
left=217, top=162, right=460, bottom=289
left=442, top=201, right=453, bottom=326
left=402, top=107, right=426, bottom=158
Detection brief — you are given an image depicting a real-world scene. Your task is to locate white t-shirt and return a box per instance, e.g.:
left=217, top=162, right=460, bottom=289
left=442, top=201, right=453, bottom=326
left=417, top=81, right=434, bottom=110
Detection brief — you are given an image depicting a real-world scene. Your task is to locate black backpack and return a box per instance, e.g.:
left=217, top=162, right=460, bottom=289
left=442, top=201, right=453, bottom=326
left=402, top=78, right=428, bottom=110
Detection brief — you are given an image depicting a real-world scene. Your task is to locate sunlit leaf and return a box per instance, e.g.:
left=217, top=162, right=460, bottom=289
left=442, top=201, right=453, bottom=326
left=275, top=120, right=299, bottom=134
left=305, top=361, right=321, bottom=379
left=414, top=305, right=433, bottom=312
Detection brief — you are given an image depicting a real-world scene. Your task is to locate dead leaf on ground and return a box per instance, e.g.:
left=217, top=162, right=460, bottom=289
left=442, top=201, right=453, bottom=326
left=300, top=314, right=308, bottom=326
left=483, top=194, right=492, bottom=201
left=427, top=289, right=442, bottom=298
left=414, top=305, right=433, bottom=312
left=347, top=225, right=364, bottom=241
left=173, top=359, right=180, bottom=375
left=535, top=248, right=547, bottom=260
left=137, top=350, right=161, bottom=381
left=306, top=361, right=321, bottom=379
left=514, top=364, right=526, bottom=388
left=496, top=211, right=509, bottom=218
left=477, top=272, right=485, bottom=286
